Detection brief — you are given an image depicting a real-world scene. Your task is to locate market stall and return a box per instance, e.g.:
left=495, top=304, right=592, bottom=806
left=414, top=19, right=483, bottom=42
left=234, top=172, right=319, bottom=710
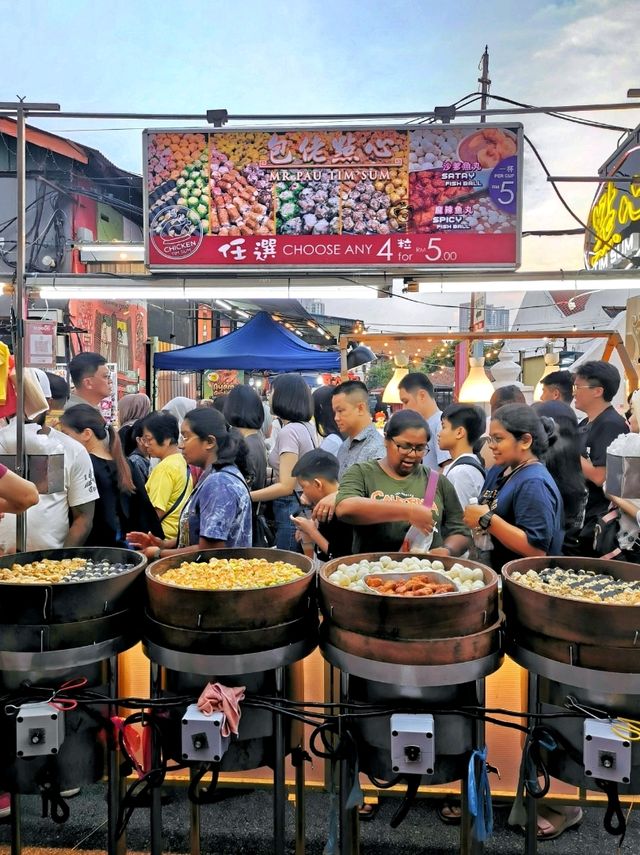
left=153, top=311, right=341, bottom=372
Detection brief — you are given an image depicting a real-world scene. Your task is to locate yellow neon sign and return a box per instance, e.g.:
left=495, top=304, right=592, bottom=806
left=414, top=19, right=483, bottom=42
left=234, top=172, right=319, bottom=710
left=588, top=175, right=640, bottom=267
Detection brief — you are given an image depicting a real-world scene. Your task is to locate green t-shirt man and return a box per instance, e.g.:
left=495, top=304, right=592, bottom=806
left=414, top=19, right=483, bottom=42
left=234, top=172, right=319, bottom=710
left=336, top=459, right=469, bottom=554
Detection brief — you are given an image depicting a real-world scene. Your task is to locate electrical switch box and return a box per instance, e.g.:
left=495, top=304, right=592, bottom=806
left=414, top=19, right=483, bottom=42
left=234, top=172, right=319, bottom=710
left=15, top=703, right=65, bottom=758
left=583, top=719, right=632, bottom=785
left=181, top=704, right=229, bottom=763
left=390, top=714, right=435, bottom=775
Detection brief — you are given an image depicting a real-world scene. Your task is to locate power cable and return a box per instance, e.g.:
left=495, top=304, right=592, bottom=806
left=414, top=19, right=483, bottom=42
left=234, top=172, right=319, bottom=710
left=523, top=133, right=639, bottom=267
left=487, top=93, right=632, bottom=134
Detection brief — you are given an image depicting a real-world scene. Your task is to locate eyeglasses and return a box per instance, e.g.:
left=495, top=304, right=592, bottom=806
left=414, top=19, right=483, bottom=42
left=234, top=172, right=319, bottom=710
left=486, top=432, right=526, bottom=446
left=572, top=383, right=601, bottom=391
left=389, top=438, right=429, bottom=455
left=486, top=435, right=506, bottom=447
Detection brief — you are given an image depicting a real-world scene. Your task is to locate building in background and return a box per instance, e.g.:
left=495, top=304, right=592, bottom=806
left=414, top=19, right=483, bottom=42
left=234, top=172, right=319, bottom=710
left=458, top=302, right=510, bottom=332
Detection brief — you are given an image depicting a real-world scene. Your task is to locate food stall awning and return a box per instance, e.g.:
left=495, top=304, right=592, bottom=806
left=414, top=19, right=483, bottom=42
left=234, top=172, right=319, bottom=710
left=153, top=311, right=340, bottom=372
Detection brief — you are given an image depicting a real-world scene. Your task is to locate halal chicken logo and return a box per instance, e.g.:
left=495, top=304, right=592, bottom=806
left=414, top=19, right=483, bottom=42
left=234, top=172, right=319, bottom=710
left=150, top=204, right=204, bottom=260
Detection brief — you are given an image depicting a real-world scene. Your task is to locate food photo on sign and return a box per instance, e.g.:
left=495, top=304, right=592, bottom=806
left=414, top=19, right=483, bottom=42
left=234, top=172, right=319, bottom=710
left=144, top=124, right=522, bottom=270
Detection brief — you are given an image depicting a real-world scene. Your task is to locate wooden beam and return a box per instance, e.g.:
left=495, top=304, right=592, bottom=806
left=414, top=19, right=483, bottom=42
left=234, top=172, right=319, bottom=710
left=341, top=330, right=619, bottom=347
left=610, top=331, right=639, bottom=391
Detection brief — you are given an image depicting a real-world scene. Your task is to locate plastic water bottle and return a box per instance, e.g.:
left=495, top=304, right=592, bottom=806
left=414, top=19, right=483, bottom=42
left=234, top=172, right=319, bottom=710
left=468, top=497, right=493, bottom=553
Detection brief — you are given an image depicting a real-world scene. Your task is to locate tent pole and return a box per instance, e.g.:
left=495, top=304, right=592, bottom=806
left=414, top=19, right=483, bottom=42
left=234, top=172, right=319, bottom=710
left=340, top=340, right=348, bottom=379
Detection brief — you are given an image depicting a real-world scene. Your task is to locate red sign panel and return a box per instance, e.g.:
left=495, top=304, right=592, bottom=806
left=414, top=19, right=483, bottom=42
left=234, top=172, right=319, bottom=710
left=144, top=125, right=522, bottom=272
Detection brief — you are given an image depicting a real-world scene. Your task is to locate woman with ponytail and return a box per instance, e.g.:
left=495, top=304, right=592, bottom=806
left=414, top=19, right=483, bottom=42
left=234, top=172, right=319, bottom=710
left=60, top=404, right=142, bottom=547
left=127, top=407, right=252, bottom=560
left=463, top=404, right=564, bottom=571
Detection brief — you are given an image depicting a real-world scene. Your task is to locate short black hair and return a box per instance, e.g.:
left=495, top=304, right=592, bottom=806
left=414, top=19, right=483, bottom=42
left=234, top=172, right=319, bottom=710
left=224, top=385, right=264, bottom=430
left=384, top=409, right=430, bottom=441
left=212, top=394, right=228, bottom=413
left=541, top=370, right=573, bottom=403
left=398, top=372, right=435, bottom=398
left=490, top=385, right=526, bottom=412
left=313, top=385, right=341, bottom=438
left=292, top=449, right=339, bottom=482
left=45, top=372, right=69, bottom=405
left=141, top=411, right=179, bottom=445
left=69, top=352, right=107, bottom=387
left=331, top=379, right=369, bottom=404
left=183, top=407, right=248, bottom=472
left=442, top=403, right=485, bottom=445
left=271, top=374, right=313, bottom=422
left=574, top=360, right=621, bottom=403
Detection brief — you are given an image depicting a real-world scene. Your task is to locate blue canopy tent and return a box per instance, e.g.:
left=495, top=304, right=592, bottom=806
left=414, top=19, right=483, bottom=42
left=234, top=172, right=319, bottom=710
left=153, top=311, right=341, bottom=372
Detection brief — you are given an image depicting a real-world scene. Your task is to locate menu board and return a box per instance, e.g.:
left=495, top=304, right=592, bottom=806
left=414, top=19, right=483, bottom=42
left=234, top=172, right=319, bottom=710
left=144, top=124, right=522, bottom=271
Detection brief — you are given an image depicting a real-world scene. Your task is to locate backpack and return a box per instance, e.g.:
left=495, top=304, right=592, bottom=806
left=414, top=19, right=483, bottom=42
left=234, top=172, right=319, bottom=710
left=447, top=455, right=485, bottom=478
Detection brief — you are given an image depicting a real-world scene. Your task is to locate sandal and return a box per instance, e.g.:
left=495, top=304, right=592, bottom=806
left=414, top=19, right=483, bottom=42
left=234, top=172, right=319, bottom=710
left=536, top=805, right=583, bottom=840
left=358, top=802, right=379, bottom=821
left=437, top=800, right=462, bottom=825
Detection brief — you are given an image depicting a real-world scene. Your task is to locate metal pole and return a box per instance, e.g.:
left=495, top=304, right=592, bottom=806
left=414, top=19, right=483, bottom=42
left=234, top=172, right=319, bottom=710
left=9, top=100, right=59, bottom=551
left=107, top=655, right=126, bottom=855
left=461, top=760, right=472, bottom=855
left=14, top=103, right=26, bottom=552
left=273, top=666, right=286, bottom=855
left=478, top=47, right=491, bottom=123
left=294, top=747, right=306, bottom=855
left=10, top=792, right=21, bottom=855
left=188, top=768, right=201, bottom=855
left=339, top=670, right=356, bottom=855
left=525, top=673, right=539, bottom=855
left=149, top=661, right=163, bottom=855
left=472, top=679, right=486, bottom=855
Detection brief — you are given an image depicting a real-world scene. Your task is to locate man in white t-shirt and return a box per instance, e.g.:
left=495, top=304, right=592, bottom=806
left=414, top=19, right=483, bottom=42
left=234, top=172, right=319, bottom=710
left=0, top=373, right=97, bottom=551
left=438, top=403, right=486, bottom=508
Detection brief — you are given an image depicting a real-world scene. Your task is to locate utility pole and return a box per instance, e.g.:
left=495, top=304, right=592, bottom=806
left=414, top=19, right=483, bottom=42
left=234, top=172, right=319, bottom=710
left=478, top=46, right=491, bottom=123
left=457, top=47, right=492, bottom=399
left=0, top=98, right=60, bottom=552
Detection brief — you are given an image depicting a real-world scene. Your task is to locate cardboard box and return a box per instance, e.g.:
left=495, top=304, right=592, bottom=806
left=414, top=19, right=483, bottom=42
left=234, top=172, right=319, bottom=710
left=606, top=452, right=640, bottom=499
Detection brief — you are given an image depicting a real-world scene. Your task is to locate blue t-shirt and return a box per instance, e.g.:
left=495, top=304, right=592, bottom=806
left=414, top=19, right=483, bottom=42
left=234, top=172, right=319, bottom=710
left=187, top=465, right=252, bottom=548
left=482, top=462, right=564, bottom=571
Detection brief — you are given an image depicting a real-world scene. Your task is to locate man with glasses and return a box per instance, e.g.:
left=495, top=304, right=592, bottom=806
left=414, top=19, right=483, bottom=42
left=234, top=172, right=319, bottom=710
left=571, top=360, right=628, bottom=556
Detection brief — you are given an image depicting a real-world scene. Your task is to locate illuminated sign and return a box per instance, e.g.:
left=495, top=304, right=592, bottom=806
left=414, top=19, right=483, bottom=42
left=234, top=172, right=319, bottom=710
left=144, top=124, right=523, bottom=272
left=585, top=132, right=640, bottom=271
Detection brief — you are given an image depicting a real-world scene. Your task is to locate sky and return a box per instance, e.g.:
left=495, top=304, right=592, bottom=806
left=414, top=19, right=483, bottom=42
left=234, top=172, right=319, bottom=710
left=2, top=0, right=640, bottom=330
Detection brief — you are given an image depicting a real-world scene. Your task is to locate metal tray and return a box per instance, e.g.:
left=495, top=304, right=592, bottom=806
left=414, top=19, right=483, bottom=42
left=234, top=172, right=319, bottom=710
left=362, top=569, right=457, bottom=595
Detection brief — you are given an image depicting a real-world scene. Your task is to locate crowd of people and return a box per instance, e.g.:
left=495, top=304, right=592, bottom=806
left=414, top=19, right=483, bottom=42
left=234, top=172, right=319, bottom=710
left=2, top=353, right=635, bottom=576
left=2, top=352, right=637, bottom=837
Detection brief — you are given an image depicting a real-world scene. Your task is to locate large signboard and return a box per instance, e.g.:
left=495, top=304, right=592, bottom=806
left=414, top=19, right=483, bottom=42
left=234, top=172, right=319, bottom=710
left=585, top=128, right=640, bottom=271
left=144, top=124, right=522, bottom=271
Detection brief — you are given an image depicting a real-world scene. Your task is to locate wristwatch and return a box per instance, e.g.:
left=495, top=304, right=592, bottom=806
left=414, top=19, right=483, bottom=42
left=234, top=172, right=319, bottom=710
left=478, top=511, right=494, bottom=530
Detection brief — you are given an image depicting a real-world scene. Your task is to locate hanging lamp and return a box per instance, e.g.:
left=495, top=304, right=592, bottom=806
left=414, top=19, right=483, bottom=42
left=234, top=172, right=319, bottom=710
left=533, top=351, right=560, bottom=401
left=382, top=354, right=410, bottom=403
left=458, top=355, right=494, bottom=403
